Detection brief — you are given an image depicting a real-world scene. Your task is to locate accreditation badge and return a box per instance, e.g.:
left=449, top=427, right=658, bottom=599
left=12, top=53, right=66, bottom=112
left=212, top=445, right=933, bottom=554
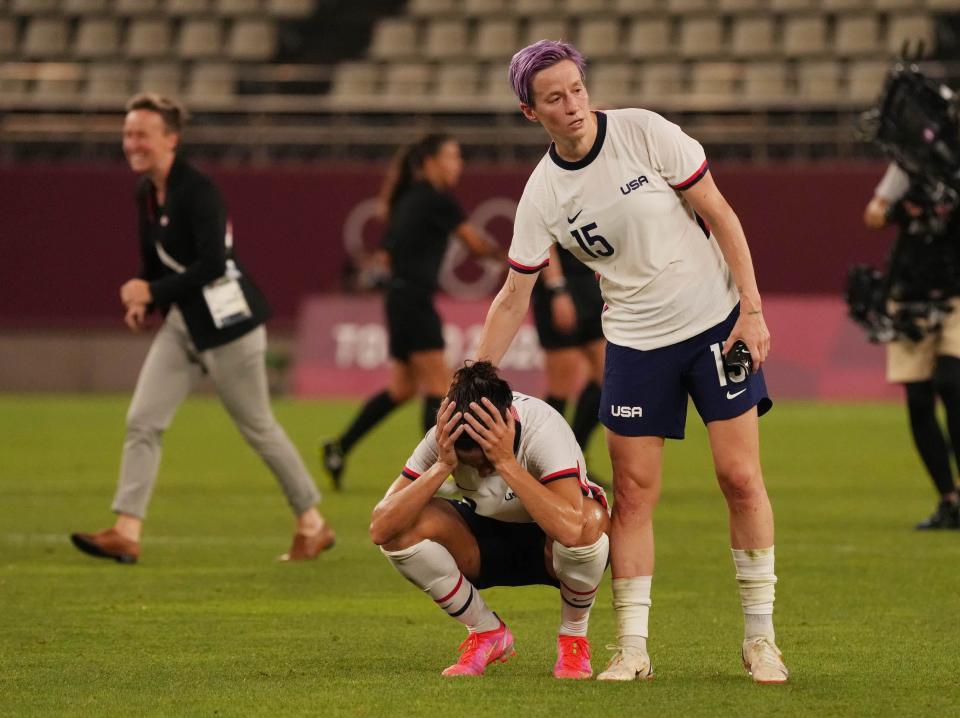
left=202, top=276, right=253, bottom=329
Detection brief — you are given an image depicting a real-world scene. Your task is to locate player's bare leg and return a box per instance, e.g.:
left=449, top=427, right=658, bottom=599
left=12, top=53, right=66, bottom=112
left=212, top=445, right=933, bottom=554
left=708, top=408, right=788, bottom=684
left=379, top=498, right=514, bottom=676
left=597, top=432, right=662, bottom=681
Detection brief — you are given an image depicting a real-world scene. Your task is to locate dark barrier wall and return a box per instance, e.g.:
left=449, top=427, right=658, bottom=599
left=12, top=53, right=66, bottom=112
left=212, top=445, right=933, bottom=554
left=0, top=161, right=895, bottom=326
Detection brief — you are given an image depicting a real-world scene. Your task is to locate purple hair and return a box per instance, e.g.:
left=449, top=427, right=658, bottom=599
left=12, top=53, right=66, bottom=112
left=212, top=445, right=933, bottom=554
left=508, top=39, right=586, bottom=107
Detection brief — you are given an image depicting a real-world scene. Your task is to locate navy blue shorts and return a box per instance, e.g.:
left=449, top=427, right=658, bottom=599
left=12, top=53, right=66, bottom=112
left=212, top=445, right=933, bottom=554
left=448, top=499, right=558, bottom=590
left=599, top=305, right=772, bottom=439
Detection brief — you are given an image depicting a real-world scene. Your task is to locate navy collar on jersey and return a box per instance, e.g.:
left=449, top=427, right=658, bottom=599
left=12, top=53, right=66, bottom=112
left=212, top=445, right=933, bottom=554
left=549, top=111, right=607, bottom=171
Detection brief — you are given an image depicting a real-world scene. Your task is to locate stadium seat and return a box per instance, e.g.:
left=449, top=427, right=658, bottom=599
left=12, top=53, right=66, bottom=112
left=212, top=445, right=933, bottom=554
left=407, top=0, right=458, bottom=15
left=796, top=59, right=841, bottom=101
left=369, top=18, right=418, bottom=61
left=383, top=62, right=432, bottom=99
left=74, top=18, right=121, bottom=59
left=166, top=0, right=210, bottom=15
left=227, top=18, right=277, bottom=61
left=679, top=16, right=724, bottom=58
left=514, top=0, right=558, bottom=16
left=329, top=61, right=378, bottom=98
left=769, top=0, right=817, bottom=9
left=874, top=0, right=918, bottom=8
left=474, top=18, right=518, bottom=60
left=730, top=16, right=775, bottom=58
left=925, top=0, right=960, bottom=9
left=215, top=0, right=262, bottom=14
left=0, top=18, right=17, bottom=58
left=62, top=0, right=110, bottom=13
left=887, top=14, right=935, bottom=55
left=690, top=61, right=740, bottom=100
left=782, top=15, right=828, bottom=57
left=588, top=61, right=633, bottom=106
left=86, top=63, right=132, bottom=102
left=834, top=14, right=881, bottom=57
left=32, top=63, right=81, bottom=101
left=577, top=18, right=621, bottom=60
left=126, top=19, right=173, bottom=60
left=613, top=0, right=663, bottom=12
left=265, top=0, right=316, bottom=17
left=637, top=61, right=684, bottom=99
left=525, top=18, right=570, bottom=46
left=666, top=0, right=713, bottom=12
left=482, top=64, right=516, bottom=101
left=186, top=62, right=236, bottom=101
left=716, top=0, right=765, bottom=13
left=626, top=17, right=672, bottom=59
left=21, top=18, right=69, bottom=59
left=138, top=61, right=183, bottom=95
left=115, top=0, right=162, bottom=15
left=177, top=18, right=222, bottom=59
left=463, top=0, right=508, bottom=15
left=11, top=0, right=58, bottom=14
left=424, top=18, right=468, bottom=60
left=848, top=59, right=890, bottom=102
left=820, top=0, right=871, bottom=9
left=559, top=0, right=610, bottom=14
left=742, top=61, right=789, bottom=100
left=435, top=63, right=479, bottom=99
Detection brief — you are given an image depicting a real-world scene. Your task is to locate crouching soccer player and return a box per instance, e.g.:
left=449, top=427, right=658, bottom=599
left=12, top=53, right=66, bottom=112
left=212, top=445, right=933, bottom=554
left=370, top=362, right=610, bottom=678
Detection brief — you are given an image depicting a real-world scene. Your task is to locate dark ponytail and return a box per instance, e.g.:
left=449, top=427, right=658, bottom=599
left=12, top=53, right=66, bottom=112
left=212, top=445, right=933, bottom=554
left=379, top=132, right=455, bottom=220
left=447, top=361, right=514, bottom=451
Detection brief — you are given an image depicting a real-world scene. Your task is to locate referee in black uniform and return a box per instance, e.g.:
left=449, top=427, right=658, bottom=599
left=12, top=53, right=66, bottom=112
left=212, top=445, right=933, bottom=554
left=322, top=133, right=502, bottom=488
left=71, top=94, right=333, bottom=563
left=532, top=244, right=606, bottom=454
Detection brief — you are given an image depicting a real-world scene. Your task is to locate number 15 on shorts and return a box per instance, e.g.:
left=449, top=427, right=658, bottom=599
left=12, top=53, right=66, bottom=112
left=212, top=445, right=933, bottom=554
left=709, top=342, right=747, bottom=387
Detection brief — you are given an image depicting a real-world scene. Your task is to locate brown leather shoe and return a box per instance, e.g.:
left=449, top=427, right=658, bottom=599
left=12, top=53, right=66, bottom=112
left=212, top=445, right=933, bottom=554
left=70, top=528, right=140, bottom=564
left=279, top=524, right=335, bottom=561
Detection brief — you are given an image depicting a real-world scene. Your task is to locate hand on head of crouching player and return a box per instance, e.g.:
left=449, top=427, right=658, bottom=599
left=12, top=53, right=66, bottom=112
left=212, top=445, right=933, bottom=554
left=462, top=398, right=516, bottom=470
left=435, top=397, right=464, bottom=471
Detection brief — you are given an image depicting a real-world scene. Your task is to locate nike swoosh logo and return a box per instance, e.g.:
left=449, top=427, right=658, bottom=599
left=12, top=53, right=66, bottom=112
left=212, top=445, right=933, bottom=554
left=567, top=209, right=583, bottom=224
left=726, top=389, right=747, bottom=399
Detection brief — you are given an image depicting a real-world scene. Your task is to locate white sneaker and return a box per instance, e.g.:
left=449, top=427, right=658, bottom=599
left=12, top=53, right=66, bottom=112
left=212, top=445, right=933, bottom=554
left=596, top=646, right=653, bottom=681
left=741, top=636, right=789, bottom=684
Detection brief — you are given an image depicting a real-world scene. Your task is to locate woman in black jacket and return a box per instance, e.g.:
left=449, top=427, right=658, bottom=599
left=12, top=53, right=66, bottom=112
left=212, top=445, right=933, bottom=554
left=71, top=94, right=333, bottom=564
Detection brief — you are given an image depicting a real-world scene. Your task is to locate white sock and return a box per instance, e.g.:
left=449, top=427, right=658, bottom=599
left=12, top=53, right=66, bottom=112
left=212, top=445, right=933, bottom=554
left=612, top=575, right=652, bottom=654
left=552, top=533, right=609, bottom=637
left=731, top=546, right=777, bottom=641
left=382, top=540, right=500, bottom=633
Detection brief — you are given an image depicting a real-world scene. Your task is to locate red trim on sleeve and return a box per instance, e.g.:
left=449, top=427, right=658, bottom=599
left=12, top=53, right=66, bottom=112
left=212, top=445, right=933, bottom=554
left=670, top=159, right=709, bottom=191
left=540, top=467, right=580, bottom=484
left=508, top=257, right=550, bottom=274
left=401, top=467, right=421, bottom=481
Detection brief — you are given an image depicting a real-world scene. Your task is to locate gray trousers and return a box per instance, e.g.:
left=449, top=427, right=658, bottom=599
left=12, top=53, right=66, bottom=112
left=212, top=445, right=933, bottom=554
left=112, top=307, right=321, bottom=520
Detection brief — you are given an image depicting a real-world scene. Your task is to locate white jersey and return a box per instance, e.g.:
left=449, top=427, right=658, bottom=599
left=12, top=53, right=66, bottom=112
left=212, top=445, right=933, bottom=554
left=400, top=392, right=607, bottom=523
left=509, top=108, right=739, bottom=351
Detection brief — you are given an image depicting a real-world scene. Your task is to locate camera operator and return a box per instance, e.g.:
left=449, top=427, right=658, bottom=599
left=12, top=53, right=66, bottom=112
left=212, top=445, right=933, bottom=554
left=864, top=161, right=960, bottom=529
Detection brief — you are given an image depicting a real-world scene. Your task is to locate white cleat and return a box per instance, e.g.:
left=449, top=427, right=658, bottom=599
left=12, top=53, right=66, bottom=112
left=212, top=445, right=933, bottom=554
left=596, top=646, right=653, bottom=682
left=741, top=636, right=789, bottom=684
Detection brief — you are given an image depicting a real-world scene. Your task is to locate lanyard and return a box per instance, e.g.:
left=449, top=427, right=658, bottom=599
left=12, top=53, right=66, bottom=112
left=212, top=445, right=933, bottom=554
left=155, top=220, right=234, bottom=275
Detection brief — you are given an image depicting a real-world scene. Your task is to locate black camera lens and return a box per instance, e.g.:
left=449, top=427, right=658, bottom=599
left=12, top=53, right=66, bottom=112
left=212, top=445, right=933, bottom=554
left=723, top=340, right=753, bottom=382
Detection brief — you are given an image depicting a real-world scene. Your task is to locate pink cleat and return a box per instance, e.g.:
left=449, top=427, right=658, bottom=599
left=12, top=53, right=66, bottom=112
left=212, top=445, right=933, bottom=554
left=441, top=620, right=515, bottom=677
left=553, top=634, right=593, bottom=679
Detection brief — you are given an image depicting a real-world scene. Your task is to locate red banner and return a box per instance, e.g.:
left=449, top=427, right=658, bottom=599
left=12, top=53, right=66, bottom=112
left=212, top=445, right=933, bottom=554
left=293, top=294, right=900, bottom=401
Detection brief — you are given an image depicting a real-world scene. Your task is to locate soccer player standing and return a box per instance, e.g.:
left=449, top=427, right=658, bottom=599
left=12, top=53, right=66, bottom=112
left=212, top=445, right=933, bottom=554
left=370, top=362, right=609, bottom=678
left=472, top=41, right=787, bottom=683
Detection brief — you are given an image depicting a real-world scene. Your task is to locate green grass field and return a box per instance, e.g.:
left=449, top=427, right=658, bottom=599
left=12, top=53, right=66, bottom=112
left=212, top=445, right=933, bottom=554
left=2, top=394, right=958, bottom=717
